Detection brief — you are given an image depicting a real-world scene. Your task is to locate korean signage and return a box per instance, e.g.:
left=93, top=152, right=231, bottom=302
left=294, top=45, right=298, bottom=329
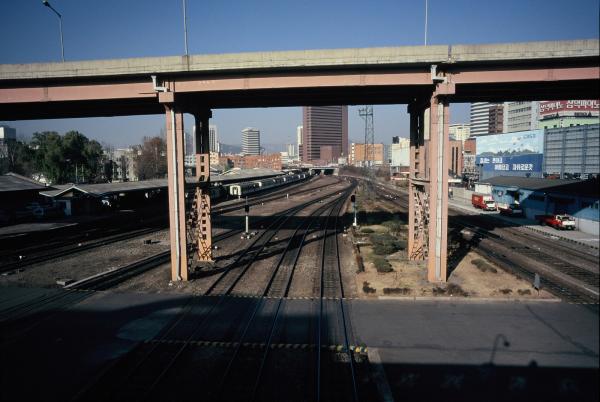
left=476, top=130, right=544, bottom=174
left=476, top=154, right=543, bottom=173
left=539, top=100, right=599, bottom=117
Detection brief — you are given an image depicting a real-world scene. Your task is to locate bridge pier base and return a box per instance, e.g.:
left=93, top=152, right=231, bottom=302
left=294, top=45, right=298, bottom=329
left=408, top=90, right=450, bottom=283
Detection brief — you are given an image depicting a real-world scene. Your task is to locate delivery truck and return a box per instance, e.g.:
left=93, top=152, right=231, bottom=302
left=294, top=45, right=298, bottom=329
left=472, top=193, right=497, bottom=211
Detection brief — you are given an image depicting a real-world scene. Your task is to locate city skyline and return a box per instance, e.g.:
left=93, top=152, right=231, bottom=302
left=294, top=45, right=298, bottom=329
left=0, top=0, right=598, bottom=148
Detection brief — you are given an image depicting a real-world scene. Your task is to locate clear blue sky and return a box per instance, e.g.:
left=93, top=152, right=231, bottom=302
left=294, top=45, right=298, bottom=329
left=1, top=0, right=598, bottom=148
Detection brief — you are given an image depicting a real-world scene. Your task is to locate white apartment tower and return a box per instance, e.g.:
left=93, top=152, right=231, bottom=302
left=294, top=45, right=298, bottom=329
left=470, top=102, right=492, bottom=137
left=296, top=125, right=303, bottom=157
left=209, top=125, right=220, bottom=153
left=470, top=102, right=504, bottom=137
left=241, top=127, right=261, bottom=155
left=449, top=124, right=471, bottom=141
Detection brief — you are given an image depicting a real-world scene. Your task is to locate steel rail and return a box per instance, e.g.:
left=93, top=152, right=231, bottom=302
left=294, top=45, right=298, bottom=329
left=73, top=181, right=350, bottom=401
left=317, top=189, right=359, bottom=402
left=214, top=190, right=351, bottom=401
left=137, top=188, right=351, bottom=401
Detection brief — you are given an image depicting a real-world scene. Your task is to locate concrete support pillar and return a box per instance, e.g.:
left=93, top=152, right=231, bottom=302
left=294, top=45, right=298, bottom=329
left=164, top=103, right=188, bottom=281
left=427, top=95, right=450, bottom=282
left=192, top=110, right=213, bottom=262
left=408, top=102, right=428, bottom=261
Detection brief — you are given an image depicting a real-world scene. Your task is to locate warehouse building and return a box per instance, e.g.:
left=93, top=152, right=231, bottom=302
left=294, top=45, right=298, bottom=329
left=486, top=176, right=599, bottom=235
left=543, top=123, right=599, bottom=179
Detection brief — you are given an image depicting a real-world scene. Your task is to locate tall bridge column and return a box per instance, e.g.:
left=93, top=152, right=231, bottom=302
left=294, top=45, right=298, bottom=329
left=408, top=83, right=452, bottom=282
left=407, top=101, right=429, bottom=261
left=163, top=101, right=189, bottom=281
left=426, top=94, right=450, bottom=283
left=191, top=109, right=213, bottom=264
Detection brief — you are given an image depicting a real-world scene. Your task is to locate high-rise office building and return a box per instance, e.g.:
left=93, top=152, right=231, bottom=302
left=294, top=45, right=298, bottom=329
left=297, top=125, right=303, bottom=160
left=504, top=101, right=539, bottom=133
left=449, top=124, right=471, bottom=141
left=241, top=127, right=260, bottom=155
left=209, top=125, right=219, bottom=153
left=470, top=102, right=503, bottom=137
left=190, top=124, right=219, bottom=154
left=302, top=106, right=348, bottom=162
left=0, top=125, right=16, bottom=156
left=286, top=143, right=296, bottom=158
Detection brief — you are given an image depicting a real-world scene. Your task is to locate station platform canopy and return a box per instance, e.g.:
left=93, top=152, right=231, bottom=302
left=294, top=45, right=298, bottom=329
left=0, top=173, right=48, bottom=193
left=40, top=169, right=285, bottom=199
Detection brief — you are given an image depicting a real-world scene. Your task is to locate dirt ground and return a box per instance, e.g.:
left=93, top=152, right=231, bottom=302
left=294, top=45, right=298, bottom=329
left=356, top=243, right=554, bottom=299
left=351, top=178, right=556, bottom=300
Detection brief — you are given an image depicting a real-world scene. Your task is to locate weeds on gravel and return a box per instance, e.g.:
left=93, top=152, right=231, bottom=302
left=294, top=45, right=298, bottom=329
left=432, top=283, right=469, bottom=297
left=370, top=233, right=406, bottom=255
left=372, top=256, right=393, bottom=273
left=518, top=289, right=532, bottom=296
left=383, top=287, right=411, bottom=295
left=382, top=219, right=404, bottom=233
left=363, top=281, right=376, bottom=294
left=499, top=288, right=513, bottom=295
left=472, top=258, right=498, bottom=273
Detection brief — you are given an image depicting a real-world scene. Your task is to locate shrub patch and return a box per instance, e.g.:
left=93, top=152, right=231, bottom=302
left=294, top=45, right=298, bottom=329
left=362, top=281, right=376, bottom=294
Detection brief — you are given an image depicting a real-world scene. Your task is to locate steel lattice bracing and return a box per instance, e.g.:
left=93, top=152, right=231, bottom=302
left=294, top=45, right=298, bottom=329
left=358, top=105, right=374, bottom=167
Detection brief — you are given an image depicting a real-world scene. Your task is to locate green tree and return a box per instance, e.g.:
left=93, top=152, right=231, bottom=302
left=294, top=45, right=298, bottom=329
left=31, top=131, right=66, bottom=183
left=28, top=130, right=104, bottom=184
left=134, top=136, right=167, bottom=180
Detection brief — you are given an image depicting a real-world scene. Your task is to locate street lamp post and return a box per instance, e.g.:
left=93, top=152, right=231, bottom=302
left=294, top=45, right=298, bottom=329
left=182, top=0, right=189, bottom=56
left=42, top=0, right=64, bottom=62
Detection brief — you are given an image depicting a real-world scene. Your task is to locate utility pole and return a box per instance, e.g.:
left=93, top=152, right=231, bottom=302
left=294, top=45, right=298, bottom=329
left=351, top=194, right=357, bottom=227
left=424, top=0, right=428, bottom=46
left=358, top=106, right=374, bottom=168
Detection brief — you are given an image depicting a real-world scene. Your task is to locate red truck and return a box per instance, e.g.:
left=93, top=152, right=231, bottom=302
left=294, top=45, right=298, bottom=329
left=471, top=193, right=497, bottom=211
left=534, top=214, right=576, bottom=230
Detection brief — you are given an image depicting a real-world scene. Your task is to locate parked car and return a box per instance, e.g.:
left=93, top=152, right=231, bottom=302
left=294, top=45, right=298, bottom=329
left=498, top=203, right=523, bottom=216
left=534, top=214, right=576, bottom=230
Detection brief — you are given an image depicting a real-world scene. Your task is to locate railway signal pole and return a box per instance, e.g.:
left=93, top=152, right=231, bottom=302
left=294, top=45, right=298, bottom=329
left=245, top=201, right=250, bottom=234
left=351, top=194, right=357, bottom=227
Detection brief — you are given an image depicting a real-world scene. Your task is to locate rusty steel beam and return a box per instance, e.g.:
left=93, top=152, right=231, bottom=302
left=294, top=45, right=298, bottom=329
left=192, top=109, right=213, bottom=264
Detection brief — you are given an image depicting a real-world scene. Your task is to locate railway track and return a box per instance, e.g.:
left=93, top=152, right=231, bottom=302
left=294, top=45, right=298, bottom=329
left=67, top=180, right=354, bottom=399
left=70, top=181, right=361, bottom=401
left=0, top=179, right=349, bottom=348
left=3, top=178, right=370, bottom=401
left=354, top=176, right=599, bottom=304
left=0, top=177, right=329, bottom=274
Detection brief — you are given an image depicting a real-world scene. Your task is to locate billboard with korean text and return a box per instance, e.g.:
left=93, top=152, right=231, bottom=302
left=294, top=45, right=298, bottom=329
left=476, top=129, right=544, bottom=175
left=539, top=100, right=599, bottom=118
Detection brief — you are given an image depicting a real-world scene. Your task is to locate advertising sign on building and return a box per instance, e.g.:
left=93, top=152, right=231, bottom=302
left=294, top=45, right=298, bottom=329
left=539, top=100, right=599, bottom=118
left=476, top=129, right=544, bottom=176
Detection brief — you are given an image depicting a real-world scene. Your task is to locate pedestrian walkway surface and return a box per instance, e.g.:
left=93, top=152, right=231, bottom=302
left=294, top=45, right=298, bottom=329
left=0, top=287, right=597, bottom=401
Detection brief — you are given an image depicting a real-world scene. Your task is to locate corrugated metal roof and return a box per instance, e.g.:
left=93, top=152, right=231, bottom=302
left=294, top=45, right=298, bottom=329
left=0, top=173, right=48, bottom=192
left=484, top=176, right=599, bottom=198
left=40, top=169, right=284, bottom=198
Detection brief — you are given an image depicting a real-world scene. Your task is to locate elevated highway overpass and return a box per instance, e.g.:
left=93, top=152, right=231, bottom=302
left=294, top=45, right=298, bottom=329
left=1, top=39, right=598, bottom=282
